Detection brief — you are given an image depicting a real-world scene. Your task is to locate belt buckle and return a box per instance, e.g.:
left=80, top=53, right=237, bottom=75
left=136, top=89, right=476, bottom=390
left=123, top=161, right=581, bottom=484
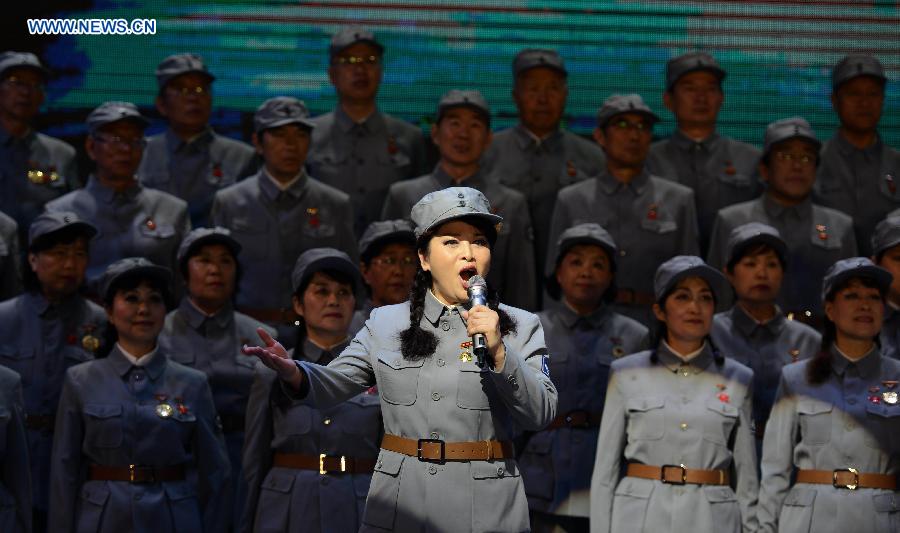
left=129, top=464, right=137, bottom=483
left=833, top=467, right=859, bottom=490
left=661, top=464, right=687, bottom=485
left=417, top=438, right=445, bottom=463
left=319, top=454, right=347, bottom=474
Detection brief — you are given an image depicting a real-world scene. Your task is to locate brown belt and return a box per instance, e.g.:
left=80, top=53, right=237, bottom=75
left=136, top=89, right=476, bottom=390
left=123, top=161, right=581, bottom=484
left=238, top=307, right=299, bottom=325
left=381, top=434, right=514, bottom=462
left=24, top=414, right=55, bottom=431
left=273, top=452, right=376, bottom=474
left=626, top=463, right=730, bottom=486
left=88, top=464, right=186, bottom=484
left=796, top=469, right=897, bottom=490
left=547, top=410, right=603, bottom=429
left=615, top=289, right=656, bottom=306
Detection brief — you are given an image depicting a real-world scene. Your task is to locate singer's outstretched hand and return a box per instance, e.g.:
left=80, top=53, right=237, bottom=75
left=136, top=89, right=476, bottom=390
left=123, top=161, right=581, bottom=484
left=462, top=304, right=505, bottom=371
left=242, top=327, right=304, bottom=389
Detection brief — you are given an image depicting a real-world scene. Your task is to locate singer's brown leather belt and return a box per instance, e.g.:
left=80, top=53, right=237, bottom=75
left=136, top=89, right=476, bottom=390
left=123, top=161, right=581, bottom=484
left=238, top=307, right=299, bottom=325
left=88, top=464, right=185, bottom=483
left=796, top=468, right=897, bottom=490
left=381, top=434, right=513, bottom=462
left=273, top=452, right=376, bottom=474
left=547, top=410, right=603, bottom=429
left=626, top=463, right=730, bottom=485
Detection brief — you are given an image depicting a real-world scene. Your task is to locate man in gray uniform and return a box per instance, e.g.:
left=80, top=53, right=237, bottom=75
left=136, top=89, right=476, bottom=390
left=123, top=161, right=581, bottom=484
left=45, top=102, right=190, bottom=290
left=139, top=53, right=256, bottom=228
left=647, top=52, right=762, bottom=253
left=547, top=94, right=700, bottom=325
left=0, top=209, right=20, bottom=301
left=381, top=90, right=537, bottom=310
left=708, top=117, right=857, bottom=324
left=813, top=53, right=899, bottom=256
left=307, top=27, right=426, bottom=236
left=481, top=49, right=606, bottom=280
left=870, top=215, right=900, bottom=359
left=351, top=219, right=417, bottom=331
left=0, top=52, right=79, bottom=247
left=212, top=97, right=356, bottom=347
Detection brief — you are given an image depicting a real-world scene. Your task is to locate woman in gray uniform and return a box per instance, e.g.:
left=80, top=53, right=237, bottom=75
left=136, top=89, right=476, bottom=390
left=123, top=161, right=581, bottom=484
left=523, top=222, right=649, bottom=531
left=49, top=258, right=231, bottom=533
left=244, top=186, right=557, bottom=532
left=158, top=227, right=274, bottom=529
left=242, top=247, right=381, bottom=532
left=590, top=255, right=758, bottom=533
left=758, top=258, right=900, bottom=533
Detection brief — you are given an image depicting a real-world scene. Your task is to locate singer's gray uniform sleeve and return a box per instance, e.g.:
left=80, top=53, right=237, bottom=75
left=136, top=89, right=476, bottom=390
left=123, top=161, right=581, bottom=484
left=284, top=294, right=557, bottom=532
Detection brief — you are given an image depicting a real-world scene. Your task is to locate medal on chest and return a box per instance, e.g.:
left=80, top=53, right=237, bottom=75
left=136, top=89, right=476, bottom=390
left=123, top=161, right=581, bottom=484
left=81, top=324, right=100, bottom=353
left=306, top=207, right=320, bottom=228
left=883, top=381, right=899, bottom=405
left=459, top=341, right=473, bottom=363
left=154, top=394, right=174, bottom=418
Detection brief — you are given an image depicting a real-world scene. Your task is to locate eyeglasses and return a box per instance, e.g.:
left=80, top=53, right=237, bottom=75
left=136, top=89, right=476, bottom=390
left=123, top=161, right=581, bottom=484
left=3, top=76, right=43, bottom=93
left=609, top=119, right=651, bottom=132
left=93, top=134, right=146, bottom=151
left=775, top=151, right=816, bottom=166
left=334, top=55, right=380, bottom=66
left=370, top=256, right=417, bottom=269
left=166, top=85, right=211, bottom=97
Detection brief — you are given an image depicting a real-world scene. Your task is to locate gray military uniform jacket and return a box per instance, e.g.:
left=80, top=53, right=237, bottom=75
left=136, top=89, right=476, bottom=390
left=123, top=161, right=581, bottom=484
left=0, top=365, right=31, bottom=533
left=288, top=292, right=557, bottom=532
left=880, top=304, right=900, bottom=360
left=481, top=125, right=606, bottom=277
left=0, top=126, right=78, bottom=247
left=590, top=344, right=758, bottom=533
left=646, top=130, right=762, bottom=253
left=0, top=211, right=20, bottom=301
left=382, top=166, right=537, bottom=310
left=242, top=338, right=382, bottom=533
left=49, top=346, right=231, bottom=533
left=158, top=298, right=275, bottom=529
left=814, top=133, right=900, bottom=256
left=0, top=292, right=105, bottom=512
left=758, top=347, right=900, bottom=533
left=307, top=107, right=426, bottom=236
left=139, top=128, right=256, bottom=228
left=547, top=169, right=700, bottom=325
left=520, top=305, right=648, bottom=517
left=708, top=195, right=857, bottom=317
left=712, top=305, right=821, bottom=442
left=44, top=176, right=190, bottom=288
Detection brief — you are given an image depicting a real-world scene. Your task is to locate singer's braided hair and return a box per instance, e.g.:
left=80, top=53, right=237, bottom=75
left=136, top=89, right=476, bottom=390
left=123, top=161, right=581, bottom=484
left=399, top=217, right=516, bottom=361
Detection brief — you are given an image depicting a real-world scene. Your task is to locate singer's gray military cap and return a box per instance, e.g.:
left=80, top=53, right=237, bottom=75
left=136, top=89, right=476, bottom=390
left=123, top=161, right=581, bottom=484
left=410, top=187, right=503, bottom=239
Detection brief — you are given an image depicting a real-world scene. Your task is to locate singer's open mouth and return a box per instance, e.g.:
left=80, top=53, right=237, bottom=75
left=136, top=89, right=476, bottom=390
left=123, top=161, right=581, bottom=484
left=459, top=265, right=477, bottom=284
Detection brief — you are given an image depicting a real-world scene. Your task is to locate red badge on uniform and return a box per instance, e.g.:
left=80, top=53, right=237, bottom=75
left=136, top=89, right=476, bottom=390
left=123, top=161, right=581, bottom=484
left=718, top=392, right=730, bottom=403
left=815, top=224, right=827, bottom=241
left=886, top=173, right=896, bottom=195
left=724, top=162, right=736, bottom=175
left=306, top=207, right=320, bottom=228
left=647, top=204, right=658, bottom=220
left=212, top=164, right=223, bottom=179
left=66, top=334, right=78, bottom=345
left=869, top=395, right=882, bottom=404
left=387, top=136, right=398, bottom=155
left=145, top=218, right=156, bottom=231
left=566, top=160, right=577, bottom=177
left=365, top=386, right=379, bottom=395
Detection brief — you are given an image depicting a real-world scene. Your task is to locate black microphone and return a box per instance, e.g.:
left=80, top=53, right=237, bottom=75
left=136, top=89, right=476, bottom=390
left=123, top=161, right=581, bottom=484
left=467, top=274, right=488, bottom=368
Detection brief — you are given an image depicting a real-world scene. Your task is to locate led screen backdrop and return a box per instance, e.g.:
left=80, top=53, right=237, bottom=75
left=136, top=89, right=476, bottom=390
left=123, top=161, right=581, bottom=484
left=37, top=0, right=900, bottom=147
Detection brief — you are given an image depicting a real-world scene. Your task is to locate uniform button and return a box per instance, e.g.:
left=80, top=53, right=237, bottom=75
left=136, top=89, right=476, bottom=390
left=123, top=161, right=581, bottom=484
left=134, top=374, right=143, bottom=381
left=321, top=477, right=330, bottom=485
left=497, top=466, right=504, bottom=476
left=323, top=418, right=332, bottom=425
left=507, top=376, right=519, bottom=391
left=441, top=321, right=450, bottom=331
left=430, top=432, right=439, bottom=439
left=680, top=422, right=688, bottom=431
left=134, top=493, right=142, bottom=501
left=682, top=370, right=690, bottom=377
left=377, top=461, right=383, bottom=468
left=619, top=250, right=627, bottom=257
left=428, top=465, right=437, bottom=475
left=437, top=358, right=445, bottom=367
left=431, top=392, right=441, bottom=401
left=847, top=398, right=857, bottom=405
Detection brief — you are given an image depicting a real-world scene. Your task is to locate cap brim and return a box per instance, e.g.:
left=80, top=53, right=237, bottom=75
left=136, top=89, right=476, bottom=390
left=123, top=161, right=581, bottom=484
left=823, top=265, right=892, bottom=301
left=331, top=39, right=384, bottom=57
left=104, top=265, right=172, bottom=299
left=179, top=233, right=242, bottom=264
left=91, top=115, right=150, bottom=133
left=415, top=211, right=504, bottom=239
left=550, top=236, right=617, bottom=276
left=257, top=117, right=315, bottom=133
left=31, top=221, right=98, bottom=247
left=160, top=70, right=216, bottom=87
left=727, top=234, right=787, bottom=266
left=600, top=109, right=660, bottom=128
left=293, top=256, right=365, bottom=298
left=516, top=62, right=567, bottom=78
left=437, top=104, right=491, bottom=124
left=661, top=264, right=730, bottom=309
left=668, top=65, right=726, bottom=90
left=361, top=230, right=416, bottom=258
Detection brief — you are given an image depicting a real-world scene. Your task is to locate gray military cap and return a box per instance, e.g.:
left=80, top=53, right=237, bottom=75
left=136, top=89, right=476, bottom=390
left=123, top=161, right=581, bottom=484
left=725, top=222, right=787, bottom=267
left=762, top=116, right=820, bottom=157
left=513, top=49, right=567, bottom=78
left=596, top=94, right=660, bottom=129
left=359, top=219, right=415, bottom=260
left=329, top=26, right=384, bottom=58
left=666, top=52, right=726, bottom=91
left=291, top=247, right=364, bottom=298
left=654, top=255, right=729, bottom=305
left=550, top=223, right=617, bottom=271
left=832, top=53, right=886, bottom=89
left=100, top=257, right=172, bottom=301
left=155, top=53, right=215, bottom=89
left=28, top=211, right=97, bottom=247
left=0, top=51, right=49, bottom=80
left=410, top=187, right=503, bottom=239
left=86, top=101, right=149, bottom=134
left=872, top=216, right=900, bottom=257
left=253, top=96, right=315, bottom=133
left=177, top=226, right=241, bottom=266
left=436, top=90, right=490, bottom=124
left=821, top=257, right=892, bottom=302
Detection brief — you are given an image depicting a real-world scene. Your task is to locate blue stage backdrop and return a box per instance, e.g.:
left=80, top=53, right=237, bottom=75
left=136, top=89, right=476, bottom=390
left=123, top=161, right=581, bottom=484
left=38, top=0, right=900, bottom=147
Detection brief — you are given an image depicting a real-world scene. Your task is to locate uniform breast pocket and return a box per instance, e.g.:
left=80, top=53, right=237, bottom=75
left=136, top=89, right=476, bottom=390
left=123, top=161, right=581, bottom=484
left=625, top=396, right=666, bottom=440
left=230, top=217, right=269, bottom=258
left=0, top=345, right=34, bottom=383
left=809, top=224, right=843, bottom=251
left=548, top=351, right=569, bottom=392
left=716, top=169, right=754, bottom=189
left=300, top=206, right=337, bottom=239
left=457, top=366, right=491, bottom=410
left=702, top=397, right=739, bottom=446
left=640, top=216, right=678, bottom=235
left=83, top=403, right=124, bottom=448
left=877, top=170, right=900, bottom=203
left=863, top=401, right=900, bottom=451
left=797, top=399, right=833, bottom=445
left=275, top=405, right=313, bottom=436
left=137, top=220, right=176, bottom=241
left=374, top=151, right=411, bottom=183
left=341, top=394, right=382, bottom=438
left=63, top=345, right=93, bottom=368
left=376, top=353, right=424, bottom=406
